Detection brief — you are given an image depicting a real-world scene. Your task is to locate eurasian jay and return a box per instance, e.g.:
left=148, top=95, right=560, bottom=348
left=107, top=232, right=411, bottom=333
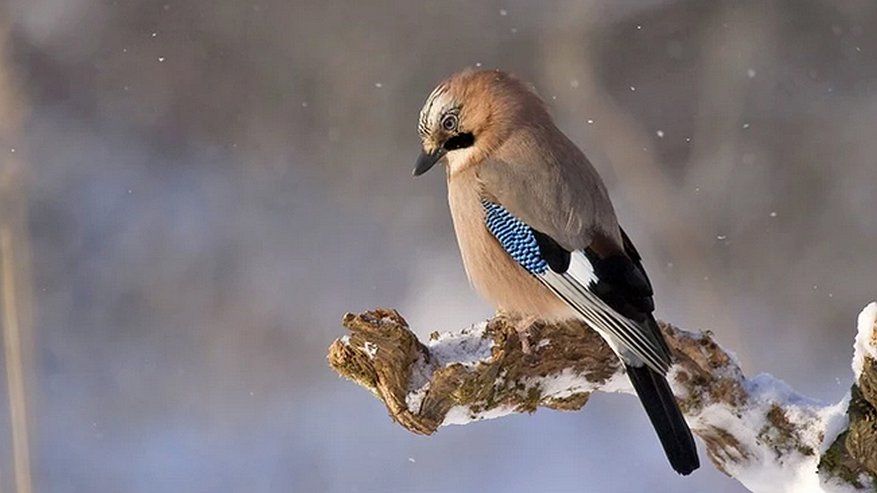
left=413, top=68, right=699, bottom=475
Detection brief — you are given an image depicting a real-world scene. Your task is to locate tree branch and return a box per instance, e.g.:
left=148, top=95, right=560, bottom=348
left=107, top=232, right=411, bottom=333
left=328, top=305, right=877, bottom=492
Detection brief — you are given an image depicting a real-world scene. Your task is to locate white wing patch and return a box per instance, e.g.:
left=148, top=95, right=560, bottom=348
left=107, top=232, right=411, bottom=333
left=539, top=251, right=670, bottom=374
left=479, top=201, right=669, bottom=374
left=566, top=250, right=598, bottom=287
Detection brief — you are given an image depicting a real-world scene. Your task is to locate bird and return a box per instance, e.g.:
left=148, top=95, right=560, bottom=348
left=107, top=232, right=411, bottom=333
left=412, top=68, right=699, bottom=475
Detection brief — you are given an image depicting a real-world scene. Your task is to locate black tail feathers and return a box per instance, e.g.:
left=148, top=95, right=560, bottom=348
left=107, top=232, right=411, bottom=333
left=626, top=364, right=700, bottom=475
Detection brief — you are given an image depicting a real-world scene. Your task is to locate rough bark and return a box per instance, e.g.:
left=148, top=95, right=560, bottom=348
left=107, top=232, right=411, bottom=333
left=328, top=307, right=877, bottom=492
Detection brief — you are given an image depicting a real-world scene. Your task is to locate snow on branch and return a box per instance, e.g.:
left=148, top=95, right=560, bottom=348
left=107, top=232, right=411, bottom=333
left=327, top=304, right=877, bottom=492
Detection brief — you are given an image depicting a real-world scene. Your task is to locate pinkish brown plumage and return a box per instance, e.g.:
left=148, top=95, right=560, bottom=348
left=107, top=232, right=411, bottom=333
left=413, top=68, right=700, bottom=475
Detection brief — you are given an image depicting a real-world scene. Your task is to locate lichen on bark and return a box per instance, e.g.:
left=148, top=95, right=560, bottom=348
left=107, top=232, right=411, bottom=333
left=329, top=307, right=877, bottom=492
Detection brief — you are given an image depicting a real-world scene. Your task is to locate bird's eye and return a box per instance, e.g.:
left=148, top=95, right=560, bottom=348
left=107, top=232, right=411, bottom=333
left=441, top=114, right=458, bottom=132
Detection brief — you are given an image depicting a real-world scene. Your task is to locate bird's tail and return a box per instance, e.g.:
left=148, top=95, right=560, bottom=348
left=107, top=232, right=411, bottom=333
left=625, top=363, right=700, bottom=475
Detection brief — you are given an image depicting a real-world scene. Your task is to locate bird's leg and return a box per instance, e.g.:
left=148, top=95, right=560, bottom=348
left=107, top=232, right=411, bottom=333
left=515, top=315, right=541, bottom=359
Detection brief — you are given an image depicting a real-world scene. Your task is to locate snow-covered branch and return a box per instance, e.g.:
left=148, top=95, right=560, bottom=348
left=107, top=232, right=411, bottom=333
left=327, top=304, right=877, bottom=492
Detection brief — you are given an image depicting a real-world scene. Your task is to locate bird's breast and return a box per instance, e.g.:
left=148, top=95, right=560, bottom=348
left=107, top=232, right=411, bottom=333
left=446, top=168, right=572, bottom=320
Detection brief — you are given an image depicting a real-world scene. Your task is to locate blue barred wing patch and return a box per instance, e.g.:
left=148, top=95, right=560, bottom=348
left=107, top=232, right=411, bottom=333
left=481, top=200, right=548, bottom=275
left=479, top=200, right=669, bottom=373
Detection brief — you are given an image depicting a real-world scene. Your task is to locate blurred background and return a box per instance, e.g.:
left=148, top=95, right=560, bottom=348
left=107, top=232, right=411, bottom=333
left=0, top=0, right=875, bottom=491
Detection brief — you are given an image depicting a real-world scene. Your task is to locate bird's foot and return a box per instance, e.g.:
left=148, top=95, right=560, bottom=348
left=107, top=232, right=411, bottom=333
left=515, top=316, right=541, bottom=364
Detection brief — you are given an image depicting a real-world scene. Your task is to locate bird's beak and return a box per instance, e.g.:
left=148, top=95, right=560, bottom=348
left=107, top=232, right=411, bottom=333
left=413, top=147, right=447, bottom=176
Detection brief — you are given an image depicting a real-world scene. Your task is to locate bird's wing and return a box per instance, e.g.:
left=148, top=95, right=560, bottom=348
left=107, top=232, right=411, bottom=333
left=482, top=200, right=671, bottom=374
left=618, top=226, right=671, bottom=357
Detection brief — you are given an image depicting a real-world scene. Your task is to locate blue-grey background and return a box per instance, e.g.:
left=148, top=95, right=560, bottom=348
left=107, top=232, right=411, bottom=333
left=1, top=0, right=876, bottom=491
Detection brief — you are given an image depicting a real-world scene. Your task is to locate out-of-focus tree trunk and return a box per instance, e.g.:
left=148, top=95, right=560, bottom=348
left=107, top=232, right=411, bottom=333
left=0, top=15, right=35, bottom=493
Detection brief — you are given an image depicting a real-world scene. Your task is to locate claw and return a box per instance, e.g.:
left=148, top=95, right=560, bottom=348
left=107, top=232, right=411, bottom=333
left=515, top=316, right=541, bottom=363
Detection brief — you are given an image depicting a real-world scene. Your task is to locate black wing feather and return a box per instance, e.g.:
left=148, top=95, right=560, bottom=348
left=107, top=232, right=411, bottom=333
left=532, top=229, right=571, bottom=273
left=619, top=227, right=671, bottom=356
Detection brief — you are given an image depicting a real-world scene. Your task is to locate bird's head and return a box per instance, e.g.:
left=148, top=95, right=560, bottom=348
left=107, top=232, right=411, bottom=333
left=413, top=68, right=547, bottom=177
